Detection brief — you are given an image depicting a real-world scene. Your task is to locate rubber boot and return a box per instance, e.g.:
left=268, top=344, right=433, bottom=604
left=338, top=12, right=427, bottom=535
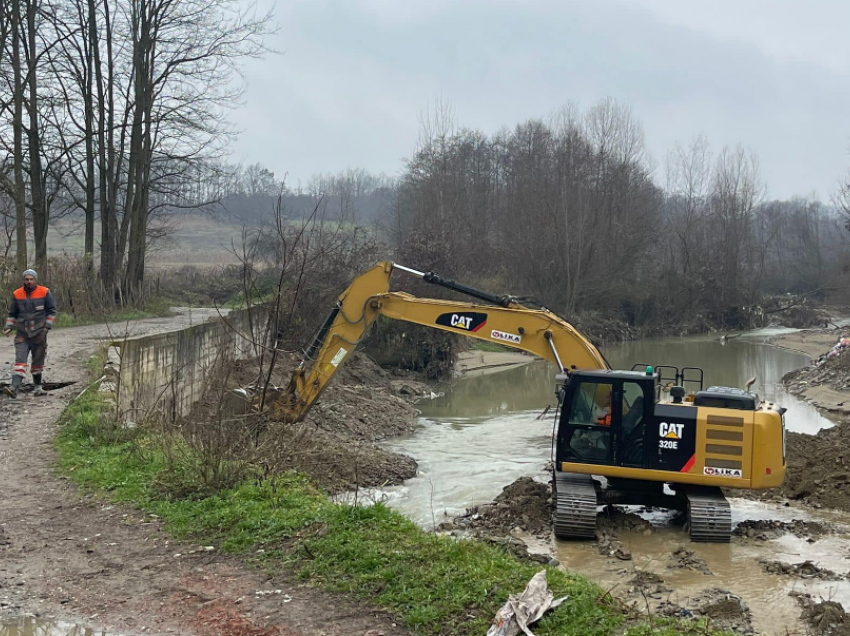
left=33, top=373, right=45, bottom=396
left=5, top=375, right=22, bottom=399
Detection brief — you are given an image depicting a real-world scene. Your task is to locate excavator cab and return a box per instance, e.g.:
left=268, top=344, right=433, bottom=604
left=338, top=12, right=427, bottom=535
left=556, top=370, right=656, bottom=469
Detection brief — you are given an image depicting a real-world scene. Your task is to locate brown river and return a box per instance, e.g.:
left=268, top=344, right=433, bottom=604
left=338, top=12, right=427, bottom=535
left=370, top=327, right=850, bottom=635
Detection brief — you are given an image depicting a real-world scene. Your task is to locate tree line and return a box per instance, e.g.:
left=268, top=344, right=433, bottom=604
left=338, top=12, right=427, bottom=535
left=386, top=101, right=850, bottom=331
left=1, top=1, right=847, bottom=334
left=0, top=0, right=271, bottom=304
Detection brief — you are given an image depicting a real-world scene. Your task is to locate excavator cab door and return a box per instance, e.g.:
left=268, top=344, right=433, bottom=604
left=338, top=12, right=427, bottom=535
left=557, top=373, right=655, bottom=469
left=558, top=381, right=617, bottom=464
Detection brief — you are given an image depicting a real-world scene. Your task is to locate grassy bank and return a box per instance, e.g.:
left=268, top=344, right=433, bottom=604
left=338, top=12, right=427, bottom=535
left=53, top=298, right=175, bottom=329
left=55, top=390, right=725, bottom=636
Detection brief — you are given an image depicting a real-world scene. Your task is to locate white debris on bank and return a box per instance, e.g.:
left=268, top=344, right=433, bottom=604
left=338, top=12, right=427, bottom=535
left=815, top=337, right=850, bottom=366
left=486, top=570, right=568, bottom=636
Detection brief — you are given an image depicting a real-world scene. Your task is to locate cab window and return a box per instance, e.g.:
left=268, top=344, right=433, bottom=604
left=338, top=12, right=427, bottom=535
left=568, top=382, right=613, bottom=426
left=565, top=382, right=613, bottom=462
left=622, top=382, right=645, bottom=437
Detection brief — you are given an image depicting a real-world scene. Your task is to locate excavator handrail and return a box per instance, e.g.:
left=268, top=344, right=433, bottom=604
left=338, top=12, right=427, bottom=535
left=274, top=261, right=609, bottom=422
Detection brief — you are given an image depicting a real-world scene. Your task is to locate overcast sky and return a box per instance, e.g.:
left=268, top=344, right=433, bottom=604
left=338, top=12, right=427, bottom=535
left=229, top=0, right=850, bottom=200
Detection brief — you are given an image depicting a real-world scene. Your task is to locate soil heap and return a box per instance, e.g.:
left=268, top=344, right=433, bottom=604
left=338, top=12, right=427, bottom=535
left=739, top=332, right=850, bottom=511
left=453, top=476, right=552, bottom=538
left=188, top=352, right=430, bottom=494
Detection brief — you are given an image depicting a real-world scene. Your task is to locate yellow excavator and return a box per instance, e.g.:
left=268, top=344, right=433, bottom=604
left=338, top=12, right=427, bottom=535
left=273, top=262, right=787, bottom=542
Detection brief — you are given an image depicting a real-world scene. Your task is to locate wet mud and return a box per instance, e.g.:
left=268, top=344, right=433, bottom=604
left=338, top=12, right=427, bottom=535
left=456, top=475, right=850, bottom=634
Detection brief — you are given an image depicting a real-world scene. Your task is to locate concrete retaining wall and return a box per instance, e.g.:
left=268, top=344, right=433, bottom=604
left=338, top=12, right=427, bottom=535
left=115, top=308, right=267, bottom=422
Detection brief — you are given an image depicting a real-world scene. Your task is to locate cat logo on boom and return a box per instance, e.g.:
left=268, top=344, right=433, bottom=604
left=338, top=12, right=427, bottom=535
left=659, top=422, right=684, bottom=440
left=435, top=312, right=488, bottom=333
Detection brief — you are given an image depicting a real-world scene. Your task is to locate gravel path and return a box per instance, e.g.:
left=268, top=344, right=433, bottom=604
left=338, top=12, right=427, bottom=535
left=0, top=309, right=406, bottom=636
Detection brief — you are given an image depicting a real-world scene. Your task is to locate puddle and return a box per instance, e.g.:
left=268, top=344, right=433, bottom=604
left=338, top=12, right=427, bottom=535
left=0, top=617, right=114, bottom=636
left=553, top=509, right=850, bottom=635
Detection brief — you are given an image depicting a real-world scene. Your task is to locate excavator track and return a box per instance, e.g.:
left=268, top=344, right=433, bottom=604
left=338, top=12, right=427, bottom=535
left=553, top=471, right=598, bottom=539
left=685, top=487, right=732, bottom=543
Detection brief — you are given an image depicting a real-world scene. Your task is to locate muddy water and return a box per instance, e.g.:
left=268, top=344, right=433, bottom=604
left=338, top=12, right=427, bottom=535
left=381, top=330, right=831, bottom=525
left=376, top=329, right=850, bottom=634
left=0, top=617, right=112, bottom=636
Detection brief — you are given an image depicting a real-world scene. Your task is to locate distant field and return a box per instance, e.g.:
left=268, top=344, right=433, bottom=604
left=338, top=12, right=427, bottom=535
left=49, top=214, right=246, bottom=270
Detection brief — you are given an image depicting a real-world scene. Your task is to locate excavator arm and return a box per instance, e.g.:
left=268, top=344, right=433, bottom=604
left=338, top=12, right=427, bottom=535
left=276, top=261, right=609, bottom=422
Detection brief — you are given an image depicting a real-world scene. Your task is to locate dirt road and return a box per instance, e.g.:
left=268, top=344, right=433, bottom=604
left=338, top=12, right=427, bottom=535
left=0, top=310, right=407, bottom=636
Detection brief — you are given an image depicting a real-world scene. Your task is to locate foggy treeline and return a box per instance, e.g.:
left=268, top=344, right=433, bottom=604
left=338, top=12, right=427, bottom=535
left=1, top=0, right=848, bottom=335
left=211, top=165, right=395, bottom=226
left=347, top=101, right=850, bottom=332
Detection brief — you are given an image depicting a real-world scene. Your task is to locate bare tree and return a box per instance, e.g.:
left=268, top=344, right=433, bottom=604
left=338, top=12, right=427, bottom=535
left=837, top=168, right=850, bottom=231
left=119, top=0, right=273, bottom=304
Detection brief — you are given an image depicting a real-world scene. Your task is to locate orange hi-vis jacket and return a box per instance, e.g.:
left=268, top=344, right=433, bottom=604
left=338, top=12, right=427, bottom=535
left=5, top=285, right=56, bottom=338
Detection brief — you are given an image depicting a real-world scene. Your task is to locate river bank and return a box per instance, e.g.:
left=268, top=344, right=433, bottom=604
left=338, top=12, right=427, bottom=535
left=772, top=325, right=850, bottom=415
left=733, top=325, right=850, bottom=512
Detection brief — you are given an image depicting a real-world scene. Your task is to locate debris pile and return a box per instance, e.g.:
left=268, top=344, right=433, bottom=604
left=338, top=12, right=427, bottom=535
left=760, top=559, right=842, bottom=579
left=454, top=476, right=552, bottom=538
left=668, top=546, right=712, bottom=575
left=793, top=594, right=850, bottom=636
left=784, top=335, right=850, bottom=399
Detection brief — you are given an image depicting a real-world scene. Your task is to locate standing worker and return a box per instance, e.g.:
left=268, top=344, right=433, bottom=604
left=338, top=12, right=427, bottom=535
left=3, top=269, right=56, bottom=398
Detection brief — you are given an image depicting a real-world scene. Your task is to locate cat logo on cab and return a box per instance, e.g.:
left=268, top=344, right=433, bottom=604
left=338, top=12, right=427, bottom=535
left=659, top=422, right=684, bottom=439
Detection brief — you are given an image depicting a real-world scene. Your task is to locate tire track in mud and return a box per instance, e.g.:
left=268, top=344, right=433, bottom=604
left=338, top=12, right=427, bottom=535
left=0, top=310, right=407, bottom=636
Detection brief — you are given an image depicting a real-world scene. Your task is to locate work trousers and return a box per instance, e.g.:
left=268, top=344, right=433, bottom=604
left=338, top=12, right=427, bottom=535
left=13, top=330, right=48, bottom=378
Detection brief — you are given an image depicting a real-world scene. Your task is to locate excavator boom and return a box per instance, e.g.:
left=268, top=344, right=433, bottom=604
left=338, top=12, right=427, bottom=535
left=277, top=261, right=608, bottom=422
left=270, top=260, right=786, bottom=544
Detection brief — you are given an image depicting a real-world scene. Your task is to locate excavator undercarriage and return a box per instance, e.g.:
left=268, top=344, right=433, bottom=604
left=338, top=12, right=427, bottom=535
left=553, top=473, right=732, bottom=542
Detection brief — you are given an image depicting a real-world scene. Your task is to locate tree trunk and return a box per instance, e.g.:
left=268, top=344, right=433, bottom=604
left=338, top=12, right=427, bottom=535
left=11, top=0, right=27, bottom=272
left=25, top=0, right=47, bottom=274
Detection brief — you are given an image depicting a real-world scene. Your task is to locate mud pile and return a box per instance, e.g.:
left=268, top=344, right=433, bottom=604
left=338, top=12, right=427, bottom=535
left=453, top=476, right=552, bottom=538
left=650, top=588, right=754, bottom=634
left=745, top=331, right=850, bottom=511
left=691, top=589, right=754, bottom=634
left=598, top=506, right=653, bottom=535
left=760, top=559, right=842, bottom=579
left=733, top=519, right=831, bottom=540
left=627, top=571, right=670, bottom=598
left=734, top=419, right=850, bottom=512
left=187, top=352, right=427, bottom=493
left=596, top=506, right=654, bottom=561
left=765, top=424, right=850, bottom=510
left=454, top=480, right=658, bottom=549
left=668, top=547, right=712, bottom=575
left=794, top=594, right=850, bottom=636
